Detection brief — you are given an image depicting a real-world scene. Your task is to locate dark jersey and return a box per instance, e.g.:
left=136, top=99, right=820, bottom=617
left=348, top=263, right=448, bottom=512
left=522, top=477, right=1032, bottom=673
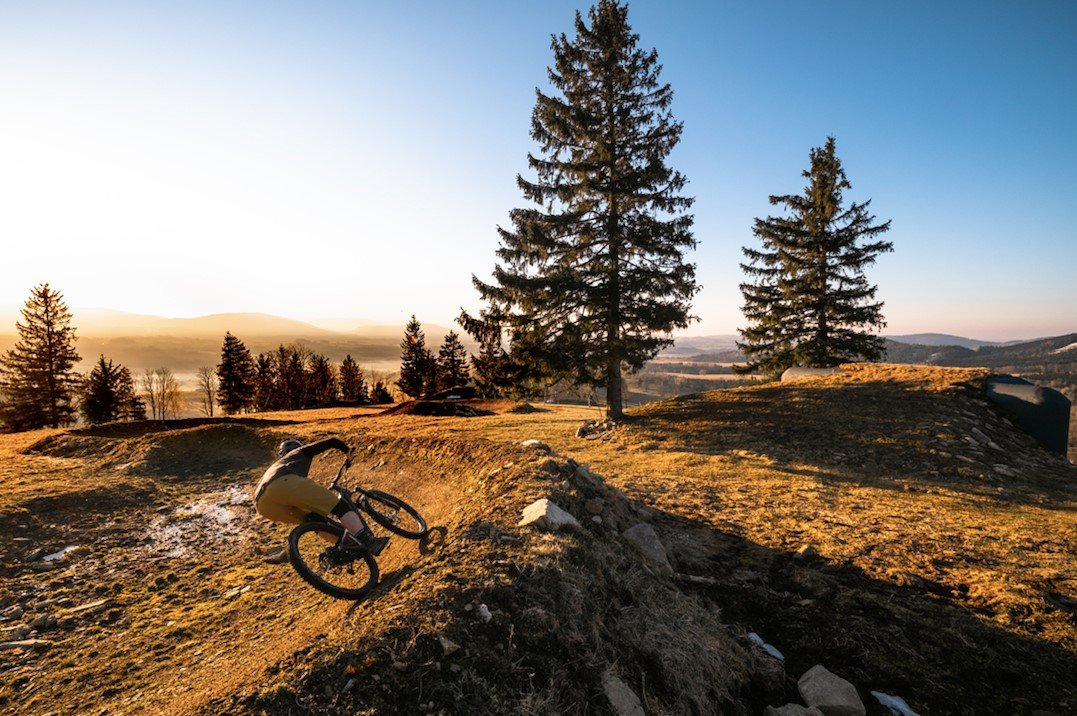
left=254, top=438, right=348, bottom=499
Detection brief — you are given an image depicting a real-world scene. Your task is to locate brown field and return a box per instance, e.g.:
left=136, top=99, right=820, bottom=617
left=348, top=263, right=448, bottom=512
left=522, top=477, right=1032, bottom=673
left=0, top=364, right=1074, bottom=714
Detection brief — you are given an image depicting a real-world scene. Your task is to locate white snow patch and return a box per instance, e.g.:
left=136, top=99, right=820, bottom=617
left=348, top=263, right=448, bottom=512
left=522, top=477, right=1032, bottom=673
left=146, top=486, right=252, bottom=558
left=1050, top=341, right=1077, bottom=354
left=43, top=545, right=81, bottom=562
left=747, top=631, right=785, bottom=661
left=871, top=690, right=920, bottom=716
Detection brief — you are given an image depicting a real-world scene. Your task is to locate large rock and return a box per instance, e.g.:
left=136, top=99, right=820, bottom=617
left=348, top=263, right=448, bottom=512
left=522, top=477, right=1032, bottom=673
left=622, top=523, right=673, bottom=575
left=601, top=669, right=645, bottom=716
left=518, top=499, right=580, bottom=531
left=797, top=665, right=865, bottom=716
left=986, top=376, right=1071, bottom=456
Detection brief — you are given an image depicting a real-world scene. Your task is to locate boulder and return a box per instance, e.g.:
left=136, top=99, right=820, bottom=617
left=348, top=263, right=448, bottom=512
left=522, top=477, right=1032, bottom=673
left=518, top=499, right=580, bottom=531
left=601, top=669, right=645, bottom=716
left=622, top=523, right=673, bottom=576
left=798, top=665, right=865, bottom=716
left=985, top=376, right=1071, bottom=456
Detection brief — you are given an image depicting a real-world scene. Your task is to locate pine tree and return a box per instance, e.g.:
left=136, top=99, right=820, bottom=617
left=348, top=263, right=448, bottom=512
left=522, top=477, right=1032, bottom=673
left=115, top=367, right=146, bottom=421
left=307, top=353, right=337, bottom=406
left=253, top=353, right=278, bottom=412
left=738, top=137, right=893, bottom=376
left=436, top=331, right=471, bottom=391
left=396, top=316, right=431, bottom=399
left=216, top=333, right=256, bottom=415
left=370, top=381, right=393, bottom=404
left=80, top=356, right=128, bottom=424
left=0, top=284, right=82, bottom=430
left=470, top=1, right=697, bottom=420
left=339, top=355, right=368, bottom=404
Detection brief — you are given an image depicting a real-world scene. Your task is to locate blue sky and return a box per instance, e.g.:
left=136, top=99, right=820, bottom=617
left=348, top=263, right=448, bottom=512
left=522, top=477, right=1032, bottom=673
left=0, top=1, right=1073, bottom=340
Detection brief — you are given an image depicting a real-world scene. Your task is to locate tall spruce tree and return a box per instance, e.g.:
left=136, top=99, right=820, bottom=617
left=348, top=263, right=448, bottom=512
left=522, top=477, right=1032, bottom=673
left=470, top=0, right=697, bottom=420
left=436, top=331, right=470, bottom=390
left=253, top=353, right=277, bottom=411
left=738, top=137, right=893, bottom=376
left=216, top=333, right=256, bottom=415
left=396, top=316, right=430, bottom=399
left=0, top=284, right=82, bottom=430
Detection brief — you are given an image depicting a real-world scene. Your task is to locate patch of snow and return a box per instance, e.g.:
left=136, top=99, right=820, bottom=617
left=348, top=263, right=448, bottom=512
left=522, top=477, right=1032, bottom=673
left=43, top=545, right=80, bottom=562
left=145, top=486, right=251, bottom=558
left=1049, top=341, right=1077, bottom=354
left=871, top=690, right=920, bottom=716
left=748, top=631, right=785, bottom=661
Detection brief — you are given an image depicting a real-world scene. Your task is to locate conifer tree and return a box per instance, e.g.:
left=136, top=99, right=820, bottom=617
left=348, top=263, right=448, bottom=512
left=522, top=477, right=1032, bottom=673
left=80, top=356, right=128, bottom=424
left=307, top=353, right=337, bottom=406
left=216, top=333, right=256, bottom=415
left=339, top=355, right=368, bottom=404
left=470, top=1, right=697, bottom=420
left=253, top=353, right=278, bottom=412
left=116, top=367, right=146, bottom=421
left=370, top=381, right=393, bottom=405
left=396, top=316, right=430, bottom=399
left=0, top=284, right=82, bottom=430
left=738, top=137, right=893, bottom=376
left=436, top=331, right=471, bottom=390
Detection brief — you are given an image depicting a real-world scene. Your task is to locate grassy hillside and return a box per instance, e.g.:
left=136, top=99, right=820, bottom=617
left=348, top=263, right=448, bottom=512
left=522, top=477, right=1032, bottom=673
left=1, top=365, right=1074, bottom=714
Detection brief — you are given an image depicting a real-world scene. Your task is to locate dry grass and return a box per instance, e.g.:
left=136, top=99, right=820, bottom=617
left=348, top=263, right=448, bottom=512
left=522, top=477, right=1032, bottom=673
left=0, top=363, right=1074, bottom=715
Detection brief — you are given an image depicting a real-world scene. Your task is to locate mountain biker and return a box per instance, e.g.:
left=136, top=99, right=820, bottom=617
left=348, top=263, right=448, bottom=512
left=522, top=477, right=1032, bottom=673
left=255, top=437, right=387, bottom=562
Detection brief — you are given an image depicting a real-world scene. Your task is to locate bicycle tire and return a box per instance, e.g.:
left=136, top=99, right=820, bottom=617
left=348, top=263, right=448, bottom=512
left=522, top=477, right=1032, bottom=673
left=360, top=489, right=428, bottom=539
left=287, top=521, right=379, bottom=599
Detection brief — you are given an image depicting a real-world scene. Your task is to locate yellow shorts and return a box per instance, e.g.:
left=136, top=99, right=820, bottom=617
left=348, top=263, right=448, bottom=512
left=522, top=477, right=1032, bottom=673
left=254, top=474, right=341, bottom=525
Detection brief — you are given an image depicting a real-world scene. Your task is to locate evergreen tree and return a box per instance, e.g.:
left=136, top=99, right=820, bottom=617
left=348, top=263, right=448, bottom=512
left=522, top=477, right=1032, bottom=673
left=738, top=137, right=893, bottom=376
left=307, top=353, right=337, bottom=406
left=115, top=367, right=146, bottom=421
left=370, top=380, right=393, bottom=404
left=436, top=331, right=471, bottom=391
left=470, top=1, right=697, bottom=420
left=253, top=353, right=278, bottom=412
left=396, top=316, right=431, bottom=399
left=216, top=333, right=256, bottom=415
left=0, top=284, right=82, bottom=430
left=339, top=355, right=368, bottom=404
left=80, top=356, right=128, bottom=424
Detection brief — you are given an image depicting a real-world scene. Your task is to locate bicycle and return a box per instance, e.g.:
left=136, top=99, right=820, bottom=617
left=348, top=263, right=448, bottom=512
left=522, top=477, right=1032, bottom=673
left=287, top=455, right=428, bottom=599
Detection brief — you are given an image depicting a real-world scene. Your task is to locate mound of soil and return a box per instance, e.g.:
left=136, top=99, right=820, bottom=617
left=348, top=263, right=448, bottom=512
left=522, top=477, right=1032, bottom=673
left=506, top=402, right=547, bottom=414
left=380, top=400, right=495, bottom=418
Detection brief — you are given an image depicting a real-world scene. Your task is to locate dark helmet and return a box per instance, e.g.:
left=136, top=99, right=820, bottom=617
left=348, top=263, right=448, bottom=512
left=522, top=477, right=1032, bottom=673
left=278, top=439, right=303, bottom=457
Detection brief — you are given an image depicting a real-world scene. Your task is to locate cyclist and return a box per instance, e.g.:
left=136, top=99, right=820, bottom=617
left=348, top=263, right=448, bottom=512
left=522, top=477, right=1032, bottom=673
left=255, top=437, right=387, bottom=562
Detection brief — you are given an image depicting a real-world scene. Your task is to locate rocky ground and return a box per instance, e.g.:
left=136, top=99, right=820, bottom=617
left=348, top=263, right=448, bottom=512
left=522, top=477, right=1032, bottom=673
left=0, top=364, right=1073, bottom=715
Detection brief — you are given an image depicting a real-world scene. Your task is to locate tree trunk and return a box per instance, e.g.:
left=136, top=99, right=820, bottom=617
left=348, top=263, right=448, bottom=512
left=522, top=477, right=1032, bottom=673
left=606, top=356, right=623, bottom=421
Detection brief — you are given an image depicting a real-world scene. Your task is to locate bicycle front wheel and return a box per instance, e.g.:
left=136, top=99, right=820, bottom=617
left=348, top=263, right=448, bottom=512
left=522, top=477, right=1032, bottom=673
left=361, top=489, right=428, bottom=539
left=287, top=521, right=379, bottom=599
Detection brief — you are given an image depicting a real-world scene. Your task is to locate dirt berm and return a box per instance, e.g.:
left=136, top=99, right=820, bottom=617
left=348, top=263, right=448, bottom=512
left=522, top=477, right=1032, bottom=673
left=200, top=437, right=757, bottom=714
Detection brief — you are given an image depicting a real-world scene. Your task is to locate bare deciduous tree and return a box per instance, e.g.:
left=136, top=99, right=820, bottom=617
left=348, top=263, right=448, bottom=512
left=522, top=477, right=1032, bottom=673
left=141, top=367, right=182, bottom=420
left=196, top=366, right=218, bottom=417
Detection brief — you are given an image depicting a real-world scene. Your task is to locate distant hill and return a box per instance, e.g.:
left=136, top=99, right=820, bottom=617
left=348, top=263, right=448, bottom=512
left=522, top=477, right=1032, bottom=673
left=885, top=333, right=1001, bottom=349
left=662, top=334, right=739, bottom=356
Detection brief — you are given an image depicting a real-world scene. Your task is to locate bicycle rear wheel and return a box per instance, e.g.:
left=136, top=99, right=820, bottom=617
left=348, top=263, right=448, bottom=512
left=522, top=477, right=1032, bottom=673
left=287, top=521, right=379, bottom=599
left=360, top=489, right=428, bottom=539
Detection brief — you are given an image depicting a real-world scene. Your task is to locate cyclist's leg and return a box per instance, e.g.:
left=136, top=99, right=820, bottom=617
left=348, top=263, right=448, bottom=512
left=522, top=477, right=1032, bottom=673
left=282, top=475, right=378, bottom=545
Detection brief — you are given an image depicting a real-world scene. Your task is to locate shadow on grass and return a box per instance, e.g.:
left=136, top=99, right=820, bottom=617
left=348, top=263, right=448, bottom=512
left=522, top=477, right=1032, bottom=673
left=634, top=380, right=1077, bottom=507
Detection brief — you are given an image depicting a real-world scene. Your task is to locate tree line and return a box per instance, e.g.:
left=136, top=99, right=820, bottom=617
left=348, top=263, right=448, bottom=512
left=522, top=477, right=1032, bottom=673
left=2, top=1, right=897, bottom=429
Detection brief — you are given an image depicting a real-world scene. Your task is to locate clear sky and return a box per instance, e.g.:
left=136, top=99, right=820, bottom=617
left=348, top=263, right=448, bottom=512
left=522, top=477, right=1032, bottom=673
left=1, top=1, right=1074, bottom=341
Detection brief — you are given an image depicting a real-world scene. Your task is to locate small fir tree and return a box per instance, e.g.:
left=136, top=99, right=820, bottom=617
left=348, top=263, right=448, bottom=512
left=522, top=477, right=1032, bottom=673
left=396, top=316, right=431, bottom=399
left=116, top=367, right=146, bottom=421
left=307, top=353, right=337, bottom=406
left=339, top=355, right=368, bottom=404
left=253, top=353, right=278, bottom=412
left=80, top=356, right=128, bottom=424
left=216, top=333, right=256, bottom=415
left=0, top=284, right=82, bottom=430
left=436, top=331, right=471, bottom=390
left=738, top=137, right=893, bottom=376
left=370, top=380, right=393, bottom=404
left=470, top=1, right=698, bottom=420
